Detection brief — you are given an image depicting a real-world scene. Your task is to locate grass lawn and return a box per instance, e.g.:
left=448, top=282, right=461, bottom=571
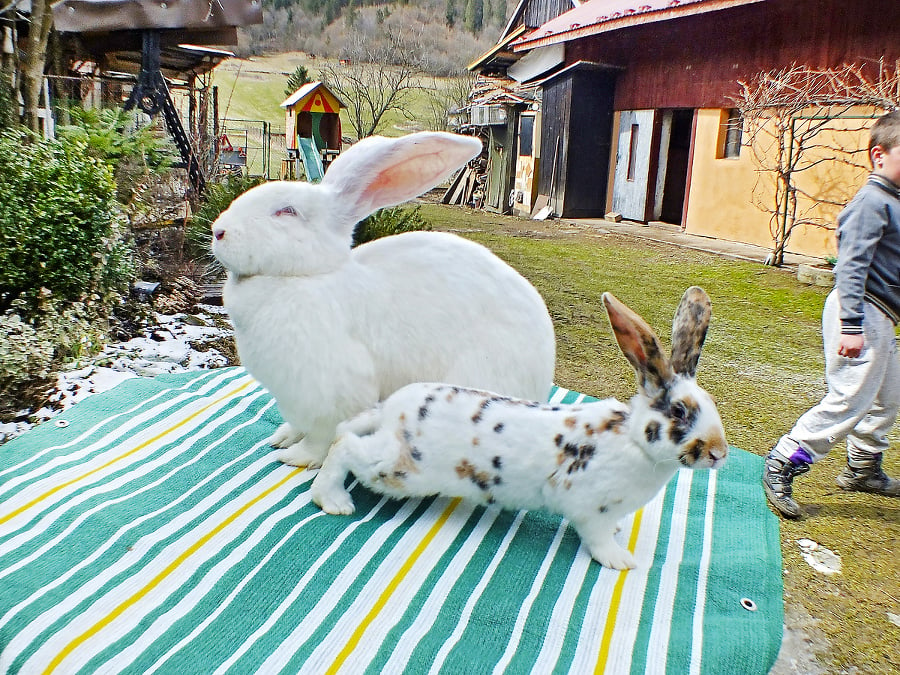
left=415, top=202, right=900, bottom=675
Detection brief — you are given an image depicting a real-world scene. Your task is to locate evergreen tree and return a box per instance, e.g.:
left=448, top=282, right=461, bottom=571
left=464, top=0, right=483, bottom=33
left=445, top=0, right=456, bottom=29
left=285, top=65, right=313, bottom=97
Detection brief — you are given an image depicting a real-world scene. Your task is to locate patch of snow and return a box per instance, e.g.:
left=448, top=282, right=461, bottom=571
left=797, top=538, right=842, bottom=575
left=0, top=305, right=233, bottom=445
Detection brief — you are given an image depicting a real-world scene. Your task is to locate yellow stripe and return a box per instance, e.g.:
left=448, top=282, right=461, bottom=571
left=43, top=466, right=304, bottom=675
left=325, top=498, right=461, bottom=675
left=0, top=380, right=254, bottom=527
left=594, top=508, right=644, bottom=675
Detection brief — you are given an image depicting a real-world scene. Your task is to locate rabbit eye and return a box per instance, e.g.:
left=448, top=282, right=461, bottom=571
left=274, top=206, right=298, bottom=217
left=672, top=402, right=688, bottom=421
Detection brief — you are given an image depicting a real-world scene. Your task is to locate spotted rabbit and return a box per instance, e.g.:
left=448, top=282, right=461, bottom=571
left=311, top=287, right=727, bottom=570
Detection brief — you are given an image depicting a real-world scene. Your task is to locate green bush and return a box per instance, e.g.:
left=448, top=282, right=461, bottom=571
left=0, top=131, right=133, bottom=315
left=186, top=173, right=266, bottom=279
left=352, top=205, right=432, bottom=247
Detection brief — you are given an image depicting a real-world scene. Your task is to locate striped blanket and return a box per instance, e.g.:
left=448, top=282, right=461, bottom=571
left=0, top=368, right=782, bottom=674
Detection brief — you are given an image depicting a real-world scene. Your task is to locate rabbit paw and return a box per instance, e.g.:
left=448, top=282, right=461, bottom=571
left=311, top=482, right=356, bottom=515
left=267, top=423, right=305, bottom=449
left=589, top=544, right=637, bottom=570
left=277, top=438, right=329, bottom=468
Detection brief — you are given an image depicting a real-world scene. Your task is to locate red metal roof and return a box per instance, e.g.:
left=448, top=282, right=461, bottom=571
left=512, top=0, right=764, bottom=50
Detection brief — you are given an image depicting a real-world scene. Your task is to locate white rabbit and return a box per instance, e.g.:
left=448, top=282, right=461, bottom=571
left=310, top=287, right=728, bottom=570
left=211, top=132, right=555, bottom=468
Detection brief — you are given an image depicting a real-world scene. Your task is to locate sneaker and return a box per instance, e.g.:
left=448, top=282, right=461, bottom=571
left=835, top=453, right=900, bottom=497
left=763, top=453, right=810, bottom=518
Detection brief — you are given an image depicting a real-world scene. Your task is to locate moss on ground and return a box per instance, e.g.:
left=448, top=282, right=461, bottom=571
left=418, top=202, right=900, bottom=675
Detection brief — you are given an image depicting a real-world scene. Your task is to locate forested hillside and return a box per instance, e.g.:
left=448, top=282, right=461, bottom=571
left=240, top=0, right=514, bottom=74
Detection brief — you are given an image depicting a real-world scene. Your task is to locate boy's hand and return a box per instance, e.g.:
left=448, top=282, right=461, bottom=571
left=838, top=334, right=865, bottom=358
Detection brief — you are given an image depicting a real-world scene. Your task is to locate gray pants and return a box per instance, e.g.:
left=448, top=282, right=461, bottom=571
left=774, top=289, right=900, bottom=466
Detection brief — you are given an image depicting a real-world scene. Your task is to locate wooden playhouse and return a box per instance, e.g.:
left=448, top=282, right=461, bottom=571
left=281, top=81, right=345, bottom=181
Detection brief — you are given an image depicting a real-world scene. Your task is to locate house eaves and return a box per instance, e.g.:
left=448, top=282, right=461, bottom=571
left=511, top=0, right=764, bottom=51
left=467, top=24, right=529, bottom=71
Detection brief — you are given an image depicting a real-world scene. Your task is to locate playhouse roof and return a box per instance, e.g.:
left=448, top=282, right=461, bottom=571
left=280, top=81, right=345, bottom=113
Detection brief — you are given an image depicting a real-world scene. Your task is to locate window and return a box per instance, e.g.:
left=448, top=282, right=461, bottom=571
left=720, top=109, right=743, bottom=159
left=627, top=124, right=639, bottom=181
left=519, top=115, right=534, bottom=157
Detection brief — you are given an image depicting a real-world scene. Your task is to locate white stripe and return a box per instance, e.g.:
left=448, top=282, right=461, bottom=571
left=3, top=451, right=290, bottom=668
left=21, top=464, right=298, bottom=674
left=492, top=518, right=569, bottom=674
left=218, top=495, right=412, bottom=675
left=689, top=470, right=717, bottom=675
left=548, top=387, right=569, bottom=404
left=109, top=488, right=318, bottom=671
left=0, top=397, right=274, bottom=631
left=601, top=491, right=666, bottom=674
left=567, top=511, right=638, bottom=672
left=528, top=538, right=593, bottom=673
left=645, top=469, right=694, bottom=674
left=0, top=373, right=255, bottom=523
left=426, top=510, right=527, bottom=675
left=0, top=380, right=263, bottom=554
left=380, top=506, right=503, bottom=672
left=142, top=498, right=338, bottom=675
left=0, top=369, right=236, bottom=485
left=322, top=501, right=479, bottom=674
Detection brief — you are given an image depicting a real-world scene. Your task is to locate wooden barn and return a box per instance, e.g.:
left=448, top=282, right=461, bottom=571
left=484, top=0, right=900, bottom=257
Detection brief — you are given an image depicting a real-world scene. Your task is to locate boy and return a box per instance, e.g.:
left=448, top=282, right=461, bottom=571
left=764, top=110, right=900, bottom=518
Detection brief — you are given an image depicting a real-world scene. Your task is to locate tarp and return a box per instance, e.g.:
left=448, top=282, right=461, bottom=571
left=0, top=368, right=783, bottom=673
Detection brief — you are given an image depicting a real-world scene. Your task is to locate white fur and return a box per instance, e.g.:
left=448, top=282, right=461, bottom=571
left=211, top=132, right=556, bottom=467
left=311, top=288, right=728, bottom=570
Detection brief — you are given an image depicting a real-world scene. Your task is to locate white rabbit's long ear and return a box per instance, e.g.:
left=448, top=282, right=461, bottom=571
left=321, top=132, right=482, bottom=223
left=602, top=292, right=674, bottom=397
left=669, top=286, right=711, bottom=378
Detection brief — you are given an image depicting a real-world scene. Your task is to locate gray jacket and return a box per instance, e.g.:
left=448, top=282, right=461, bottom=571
left=834, top=174, right=900, bottom=331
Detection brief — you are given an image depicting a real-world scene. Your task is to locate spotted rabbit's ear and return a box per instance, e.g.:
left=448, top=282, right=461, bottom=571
left=602, top=292, right=673, bottom=398
left=669, top=287, right=712, bottom=378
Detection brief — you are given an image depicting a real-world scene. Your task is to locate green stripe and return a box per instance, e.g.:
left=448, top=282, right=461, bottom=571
left=665, top=471, right=711, bottom=671
left=700, top=450, right=783, bottom=675
left=629, top=474, right=682, bottom=674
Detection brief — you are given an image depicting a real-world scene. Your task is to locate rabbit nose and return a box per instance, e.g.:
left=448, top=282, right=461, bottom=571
left=213, top=228, right=225, bottom=241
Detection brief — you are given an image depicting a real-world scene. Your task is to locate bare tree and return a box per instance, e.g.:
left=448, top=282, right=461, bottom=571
left=318, top=28, right=427, bottom=139
left=421, top=71, right=475, bottom=132
left=734, top=61, right=900, bottom=265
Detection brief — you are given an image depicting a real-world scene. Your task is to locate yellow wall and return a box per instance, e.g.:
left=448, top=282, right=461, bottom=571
left=683, top=108, right=869, bottom=259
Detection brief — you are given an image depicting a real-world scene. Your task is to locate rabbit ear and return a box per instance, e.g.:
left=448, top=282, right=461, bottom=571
left=602, top=292, right=673, bottom=397
left=669, top=286, right=712, bottom=377
left=321, top=132, right=482, bottom=223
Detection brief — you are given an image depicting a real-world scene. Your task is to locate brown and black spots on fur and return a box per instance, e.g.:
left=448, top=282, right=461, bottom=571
left=492, top=456, right=503, bottom=470
left=645, top=421, right=661, bottom=443
left=393, top=445, right=422, bottom=477
left=679, top=438, right=707, bottom=466
left=472, top=437, right=480, bottom=446
left=377, top=470, right=407, bottom=490
left=418, top=393, right=436, bottom=421
left=471, top=398, right=493, bottom=424
left=600, top=409, right=628, bottom=434
left=562, top=442, right=596, bottom=473
left=564, top=417, right=577, bottom=429
left=554, top=433, right=564, bottom=447
left=455, top=459, right=494, bottom=492
left=668, top=396, right=701, bottom=444
left=493, top=422, right=504, bottom=434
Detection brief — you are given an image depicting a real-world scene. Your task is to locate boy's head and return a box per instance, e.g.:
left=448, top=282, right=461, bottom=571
left=869, top=110, right=900, bottom=183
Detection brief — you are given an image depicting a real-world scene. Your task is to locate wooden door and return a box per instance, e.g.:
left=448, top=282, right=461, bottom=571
left=612, top=110, right=655, bottom=221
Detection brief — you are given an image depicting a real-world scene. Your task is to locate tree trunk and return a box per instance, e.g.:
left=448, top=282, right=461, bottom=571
left=20, top=0, right=54, bottom=132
